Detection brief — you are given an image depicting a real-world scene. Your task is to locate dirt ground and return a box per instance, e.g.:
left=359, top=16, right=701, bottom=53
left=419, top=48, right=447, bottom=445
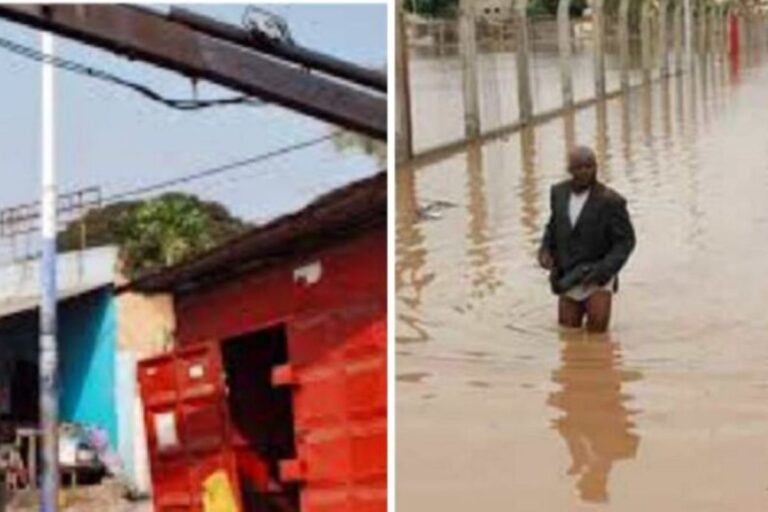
left=4, top=480, right=152, bottom=512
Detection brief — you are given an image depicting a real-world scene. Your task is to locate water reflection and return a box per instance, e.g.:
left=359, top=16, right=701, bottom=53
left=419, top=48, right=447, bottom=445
left=519, top=127, right=540, bottom=242
left=548, top=331, right=642, bottom=503
left=465, top=142, right=501, bottom=299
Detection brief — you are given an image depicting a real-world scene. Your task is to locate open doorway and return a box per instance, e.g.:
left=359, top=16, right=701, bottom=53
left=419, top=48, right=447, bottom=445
left=221, top=324, right=298, bottom=512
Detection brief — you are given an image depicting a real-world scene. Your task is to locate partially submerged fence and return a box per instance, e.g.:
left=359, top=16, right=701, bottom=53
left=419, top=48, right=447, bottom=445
left=396, top=0, right=768, bottom=162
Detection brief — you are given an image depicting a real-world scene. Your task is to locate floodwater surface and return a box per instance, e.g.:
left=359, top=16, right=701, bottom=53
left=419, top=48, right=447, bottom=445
left=397, top=48, right=768, bottom=511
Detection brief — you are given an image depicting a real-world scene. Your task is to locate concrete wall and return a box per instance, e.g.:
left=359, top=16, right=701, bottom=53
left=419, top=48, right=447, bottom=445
left=114, top=285, right=175, bottom=493
left=115, top=286, right=175, bottom=358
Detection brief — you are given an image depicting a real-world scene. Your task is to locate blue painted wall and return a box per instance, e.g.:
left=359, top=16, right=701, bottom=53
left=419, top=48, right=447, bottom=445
left=58, top=288, right=118, bottom=448
left=0, top=287, right=119, bottom=452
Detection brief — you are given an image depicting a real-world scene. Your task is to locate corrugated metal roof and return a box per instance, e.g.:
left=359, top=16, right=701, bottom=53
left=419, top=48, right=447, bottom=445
left=123, top=171, right=386, bottom=294
left=0, top=246, right=119, bottom=318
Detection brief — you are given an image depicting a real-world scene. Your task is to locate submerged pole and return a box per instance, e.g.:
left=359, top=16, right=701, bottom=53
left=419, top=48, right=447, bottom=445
left=684, top=0, right=692, bottom=69
left=641, top=0, right=652, bottom=84
left=592, top=0, right=607, bottom=98
left=660, top=0, right=670, bottom=76
left=515, top=0, right=533, bottom=123
left=674, top=0, right=684, bottom=74
left=557, top=0, right=574, bottom=107
left=619, top=0, right=631, bottom=92
left=40, top=31, right=60, bottom=512
left=459, top=0, right=480, bottom=138
left=396, top=0, right=413, bottom=161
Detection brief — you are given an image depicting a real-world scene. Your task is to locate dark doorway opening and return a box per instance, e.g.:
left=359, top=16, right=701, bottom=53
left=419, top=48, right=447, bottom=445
left=221, top=324, right=299, bottom=512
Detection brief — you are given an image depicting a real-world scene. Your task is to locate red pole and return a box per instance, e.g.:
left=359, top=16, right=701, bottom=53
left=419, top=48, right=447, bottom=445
left=729, top=13, right=741, bottom=83
left=729, top=13, right=740, bottom=56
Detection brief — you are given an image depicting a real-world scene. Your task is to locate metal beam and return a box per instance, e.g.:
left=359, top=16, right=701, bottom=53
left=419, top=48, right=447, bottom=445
left=167, top=7, right=386, bottom=93
left=0, top=4, right=386, bottom=139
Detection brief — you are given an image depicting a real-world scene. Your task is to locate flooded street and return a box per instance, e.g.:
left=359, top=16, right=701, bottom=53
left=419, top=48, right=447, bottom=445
left=396, top=49, right=768, bottom=511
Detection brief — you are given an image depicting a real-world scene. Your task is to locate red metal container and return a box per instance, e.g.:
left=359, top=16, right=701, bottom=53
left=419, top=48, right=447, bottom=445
left=138, top=226, right=386, bottom=512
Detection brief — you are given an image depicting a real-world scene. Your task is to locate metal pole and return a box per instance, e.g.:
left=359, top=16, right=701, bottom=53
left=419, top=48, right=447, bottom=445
left=40, top=31, right=59, bottom=512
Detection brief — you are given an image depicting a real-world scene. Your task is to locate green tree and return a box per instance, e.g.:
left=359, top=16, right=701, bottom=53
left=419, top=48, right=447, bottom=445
left=58, top=193, right=249, bottom=278
left=404, top=0, right=457, bottom=18
left=332, top=131, right=386, bottom=167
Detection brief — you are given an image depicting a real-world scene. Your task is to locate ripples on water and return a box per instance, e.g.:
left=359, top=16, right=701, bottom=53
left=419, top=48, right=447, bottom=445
left=397, top=46, right=768, bottom=510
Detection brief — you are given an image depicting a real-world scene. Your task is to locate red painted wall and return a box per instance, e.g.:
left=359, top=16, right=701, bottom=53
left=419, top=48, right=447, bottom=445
left=170, top=228, right=387, bottom=512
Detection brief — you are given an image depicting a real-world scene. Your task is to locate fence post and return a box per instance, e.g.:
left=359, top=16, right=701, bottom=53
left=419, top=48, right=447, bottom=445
left=396, top=0, right=413, bottom=162
left=557, top=0, right=574, bottom=108
left=660, top=0, right=670, bottom=76
left=641, top=0, right=652, bottom=85
left=593, top=0, right=607, bottom=98
left=619, top=0, right=631, bottom=93
left=459, top=0, right=481, bottom=138
left=514, top=0, right=533, bottom=123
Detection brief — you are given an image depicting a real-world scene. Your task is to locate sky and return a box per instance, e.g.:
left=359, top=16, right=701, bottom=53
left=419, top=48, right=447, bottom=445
left=0, top=3, right=386, bottom=226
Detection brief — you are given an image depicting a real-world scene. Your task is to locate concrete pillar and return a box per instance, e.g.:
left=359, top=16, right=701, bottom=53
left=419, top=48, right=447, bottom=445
left=557, top=0, right=574, bottom=108
left=619, top=0, right=631, bottom=92
left=684, top=0, right=693, bottom=69
left=396, top=0, right=413, bottom=162
left=595, top=100, right=608, bottom=169
left=593, top=0, right=607, bottom=98
left=697, top=0, right=707, bottom=57
left=674, top=0, right=684, bottom=74
left=459, top=0, right=481, bottom=138
left=660, top=0, right=670, bottom=77
left=641, top=0, right=652, bottom=85
left=514, top=0, right=534, bottom=123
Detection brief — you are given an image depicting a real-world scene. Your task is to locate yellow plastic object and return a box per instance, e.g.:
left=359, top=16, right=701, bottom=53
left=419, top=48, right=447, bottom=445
left=202, top=469, right=239, bottom=512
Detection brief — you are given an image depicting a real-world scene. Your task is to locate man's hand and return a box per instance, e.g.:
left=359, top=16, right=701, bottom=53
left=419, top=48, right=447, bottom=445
left=538, top=249, right=554, bottom=270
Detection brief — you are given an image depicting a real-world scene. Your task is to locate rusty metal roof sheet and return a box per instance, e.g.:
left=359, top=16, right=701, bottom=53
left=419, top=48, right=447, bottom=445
left=121, top=171, right=386, bottom=294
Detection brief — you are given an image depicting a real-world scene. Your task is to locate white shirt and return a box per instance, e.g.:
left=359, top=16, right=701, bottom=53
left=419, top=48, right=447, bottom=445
left=568, top=188, right=590, bottom=227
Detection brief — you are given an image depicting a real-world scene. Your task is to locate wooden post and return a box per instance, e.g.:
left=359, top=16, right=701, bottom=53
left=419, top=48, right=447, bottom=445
left=514, top=0, right=534, bottom=123
left=459, top=0, right=481, bottom=138
left=619, top=0, right=631, bottom=92
left=557, top=0, right=574, bottom=108
left=593, top=0, right=607, bottom=98
left=396, top=0, right=414, bottom=162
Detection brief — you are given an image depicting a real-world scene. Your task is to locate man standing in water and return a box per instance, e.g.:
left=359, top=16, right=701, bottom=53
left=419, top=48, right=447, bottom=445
left=538, top=146, right=636, bottom=332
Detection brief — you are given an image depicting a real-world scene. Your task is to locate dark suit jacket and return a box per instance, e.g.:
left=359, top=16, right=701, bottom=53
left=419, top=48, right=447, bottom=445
left=540, top=180, right=636, bottom=294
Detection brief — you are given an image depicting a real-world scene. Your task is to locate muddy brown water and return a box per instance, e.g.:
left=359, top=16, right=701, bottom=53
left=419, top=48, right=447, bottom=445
left=397, top=51, right=768, bottom=511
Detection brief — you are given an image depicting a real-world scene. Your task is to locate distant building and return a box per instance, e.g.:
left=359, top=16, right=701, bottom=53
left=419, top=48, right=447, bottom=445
left=475, top=0, right=512, bottom=20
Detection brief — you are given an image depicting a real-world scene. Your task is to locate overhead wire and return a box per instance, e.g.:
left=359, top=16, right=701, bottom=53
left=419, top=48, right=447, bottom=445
left=104, top=131, right=341, bottom=202
left=0, top=34, right=265, bottom=110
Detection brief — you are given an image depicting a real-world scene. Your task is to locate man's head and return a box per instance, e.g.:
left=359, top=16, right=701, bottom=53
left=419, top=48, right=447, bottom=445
left=567, top=146, right=598, bottom=192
